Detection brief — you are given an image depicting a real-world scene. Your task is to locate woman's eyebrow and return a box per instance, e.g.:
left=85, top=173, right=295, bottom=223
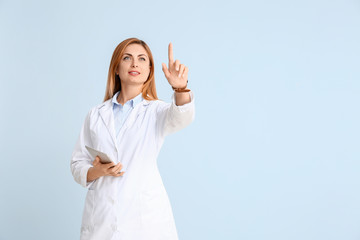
left=123, top=53, right=148, bottom=57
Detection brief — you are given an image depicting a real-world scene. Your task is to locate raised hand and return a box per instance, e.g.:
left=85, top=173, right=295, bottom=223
left=162, top=42, right=189, bottom=89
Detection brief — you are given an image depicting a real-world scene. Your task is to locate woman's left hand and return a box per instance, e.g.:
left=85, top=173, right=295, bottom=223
left=162, top=42, right=189, bottom=89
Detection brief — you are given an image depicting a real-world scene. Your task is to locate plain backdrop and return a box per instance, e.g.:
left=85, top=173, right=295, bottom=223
left=1, top=0, right=359, bottom=239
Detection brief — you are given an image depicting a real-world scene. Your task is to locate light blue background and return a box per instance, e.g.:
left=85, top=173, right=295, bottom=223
left=1, top=0, right=359, bottom=239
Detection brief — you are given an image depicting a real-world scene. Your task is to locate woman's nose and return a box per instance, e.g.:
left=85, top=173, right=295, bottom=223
left=131, top=59, right=138, bottom=67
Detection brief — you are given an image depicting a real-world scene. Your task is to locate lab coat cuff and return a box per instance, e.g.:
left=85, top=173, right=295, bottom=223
left=171, top=90, right=195, bottom=111
left=81, top=165, right=95, bottom=189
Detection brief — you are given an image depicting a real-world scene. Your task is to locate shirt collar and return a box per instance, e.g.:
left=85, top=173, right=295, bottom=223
left=112, top=91, right=143, bottom=109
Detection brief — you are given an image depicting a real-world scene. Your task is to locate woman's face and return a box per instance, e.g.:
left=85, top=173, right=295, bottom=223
left=116, top=43, right=151, bottom=86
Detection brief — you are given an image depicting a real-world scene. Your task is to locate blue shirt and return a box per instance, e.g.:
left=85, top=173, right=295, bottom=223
left=112, top=91, right=143, bottom=137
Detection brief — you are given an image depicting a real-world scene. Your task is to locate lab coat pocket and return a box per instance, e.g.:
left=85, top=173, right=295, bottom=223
left=140, top=186, right=168, bottom=224
left=81, top=189, right=95, bottom=231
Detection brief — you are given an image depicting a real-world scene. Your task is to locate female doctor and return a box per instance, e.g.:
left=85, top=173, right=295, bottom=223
left=70, top=37, right=195, bottom=240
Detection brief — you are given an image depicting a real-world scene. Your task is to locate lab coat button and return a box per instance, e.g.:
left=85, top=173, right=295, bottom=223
left=108, top=197, right=115, bottom=205
left=111, top=224, right=118, bottom=231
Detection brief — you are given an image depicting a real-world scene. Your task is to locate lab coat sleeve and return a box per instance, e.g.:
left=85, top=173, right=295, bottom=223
left=156, top=90, right=195, bottom=138
left=70, top=109, right=96, bottom=189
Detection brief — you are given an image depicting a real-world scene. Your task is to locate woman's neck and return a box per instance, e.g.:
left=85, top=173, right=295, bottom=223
left=117, top=83, right=143, bottom=106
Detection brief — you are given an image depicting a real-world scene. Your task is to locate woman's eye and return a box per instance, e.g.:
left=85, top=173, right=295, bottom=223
left=123, top=56, right=130, bottom=60
left=140, top=57, right=146, bottom=61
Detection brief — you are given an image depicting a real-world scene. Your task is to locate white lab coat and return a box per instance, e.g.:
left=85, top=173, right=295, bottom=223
left=70, top=91, right=195, bottom=240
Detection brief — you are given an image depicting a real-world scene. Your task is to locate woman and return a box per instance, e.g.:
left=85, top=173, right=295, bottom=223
left=70, top=37, right=195, bottom=240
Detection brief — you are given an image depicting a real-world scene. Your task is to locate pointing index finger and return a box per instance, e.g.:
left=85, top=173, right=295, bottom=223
left=168, top=42, right=174, bottom=65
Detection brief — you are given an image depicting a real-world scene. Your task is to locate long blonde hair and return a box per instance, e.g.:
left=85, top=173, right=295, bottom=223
left=103, top=38, right=158, bottom=102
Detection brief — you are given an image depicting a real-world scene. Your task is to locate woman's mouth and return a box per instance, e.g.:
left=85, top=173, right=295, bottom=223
left=129, top=71, right=140, bottom=76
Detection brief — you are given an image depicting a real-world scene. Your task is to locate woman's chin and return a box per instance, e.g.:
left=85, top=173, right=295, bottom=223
left=122, top=79, right=147, bottom=86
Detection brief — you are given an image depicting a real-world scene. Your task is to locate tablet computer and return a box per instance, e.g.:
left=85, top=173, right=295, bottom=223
left=85, top=145, right=114, bottom=164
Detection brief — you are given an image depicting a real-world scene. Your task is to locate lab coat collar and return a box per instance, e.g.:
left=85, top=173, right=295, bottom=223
left=98, top=97, right=150, bottom=147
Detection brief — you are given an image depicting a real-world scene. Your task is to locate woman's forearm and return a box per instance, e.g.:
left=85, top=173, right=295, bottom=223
left=174, top=91, right=191, bottom=106
left=87, top=167, right=102, bottom=182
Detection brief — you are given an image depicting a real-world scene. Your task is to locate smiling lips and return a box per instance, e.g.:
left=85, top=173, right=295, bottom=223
left=129, top=71, right=140, bottom=76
